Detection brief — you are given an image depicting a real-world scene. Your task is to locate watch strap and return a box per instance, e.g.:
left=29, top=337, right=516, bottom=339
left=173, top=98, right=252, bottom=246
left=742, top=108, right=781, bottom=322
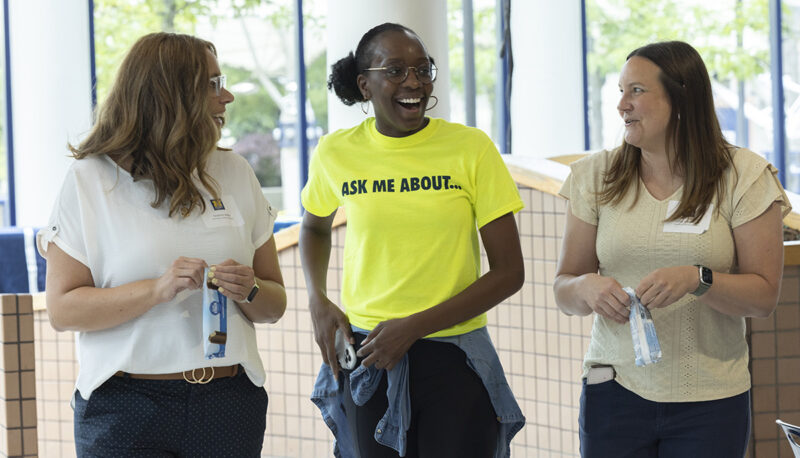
left=691, top=265, right=711, bottom=296
left=243, top=282, right=259, bottom=303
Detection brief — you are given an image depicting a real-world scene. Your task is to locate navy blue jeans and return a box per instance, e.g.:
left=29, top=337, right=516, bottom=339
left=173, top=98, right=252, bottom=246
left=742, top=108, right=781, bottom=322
left=580, top=379, right=750, bottom=458
left=74, top=370, right=268, bottom=457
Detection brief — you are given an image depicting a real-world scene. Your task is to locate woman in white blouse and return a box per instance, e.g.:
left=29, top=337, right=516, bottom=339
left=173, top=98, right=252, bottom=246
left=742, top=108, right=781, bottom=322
left=39, top=32, right=286, bottom=457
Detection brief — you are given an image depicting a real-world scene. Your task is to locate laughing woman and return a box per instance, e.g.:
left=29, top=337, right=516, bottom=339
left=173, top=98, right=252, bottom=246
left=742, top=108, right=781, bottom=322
left=300, top=22, right=526, bottom=458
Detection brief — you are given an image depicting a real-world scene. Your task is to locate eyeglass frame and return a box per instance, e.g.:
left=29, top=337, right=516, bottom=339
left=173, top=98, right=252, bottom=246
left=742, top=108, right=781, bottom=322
left=362, top=62, right=437, bottom=84
left=210, top=74, right=227, bottom=96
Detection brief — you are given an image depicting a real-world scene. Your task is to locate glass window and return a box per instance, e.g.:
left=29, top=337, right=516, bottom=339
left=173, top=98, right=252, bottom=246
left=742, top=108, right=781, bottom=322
left=448, top=0, right=500, bottom=143
left=93, top=0, right=327, bottom=216
left=0, top=8, right=7, bottom=227
left=586, top=0, right=784, bottom=181
left=785, top=1, right=800, bottom=192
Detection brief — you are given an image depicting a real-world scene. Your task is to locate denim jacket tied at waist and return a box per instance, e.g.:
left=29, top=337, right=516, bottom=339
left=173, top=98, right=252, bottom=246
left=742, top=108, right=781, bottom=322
left=310, top=326, right=526, bottom=458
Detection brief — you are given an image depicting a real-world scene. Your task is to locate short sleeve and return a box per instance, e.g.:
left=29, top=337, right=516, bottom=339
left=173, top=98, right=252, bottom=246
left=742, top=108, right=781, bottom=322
left=473, top=142, right=524, bottom=228
left=301, top=136, right=341, bottom=217
left=36, top=166, right=90, bottom=266
left=729, top=150, right=791, bottom=228
left=249, top=167, right=277, bottom=249
left=558, top=155, right=600, bottom=226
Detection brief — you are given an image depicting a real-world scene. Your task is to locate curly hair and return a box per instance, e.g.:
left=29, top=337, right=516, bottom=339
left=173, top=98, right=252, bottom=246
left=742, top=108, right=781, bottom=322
left=328, top=22, right=422, bottom=106
left=69, top=32, right=221, bottom=218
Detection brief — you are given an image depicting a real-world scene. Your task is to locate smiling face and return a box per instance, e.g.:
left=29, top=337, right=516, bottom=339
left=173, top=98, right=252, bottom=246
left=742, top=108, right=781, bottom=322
left=617, top=56, right=673, bottom=155
left=205, top=49, right=234, bottom=129
left=357, top=30, right=433, bottom=137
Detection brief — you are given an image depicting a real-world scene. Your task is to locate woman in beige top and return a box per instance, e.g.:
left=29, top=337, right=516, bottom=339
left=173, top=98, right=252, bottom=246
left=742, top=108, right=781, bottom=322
left=554, top=41, right=790, bottom=457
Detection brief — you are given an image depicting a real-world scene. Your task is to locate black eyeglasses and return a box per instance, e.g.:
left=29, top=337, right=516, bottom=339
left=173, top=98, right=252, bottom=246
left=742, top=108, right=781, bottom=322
left=363, top=63, right=437, bottom=84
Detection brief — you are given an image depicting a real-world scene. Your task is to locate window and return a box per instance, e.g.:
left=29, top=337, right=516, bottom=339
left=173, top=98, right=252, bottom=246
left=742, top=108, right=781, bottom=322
left=0, top=6, right=7, bottom=226
left=585, top=0, right=791, bottom=184
left=448, top=0, right=501, bottom=143
left=93, top=0, right=327, bottom=216
left=784, top=1, right=800, bottom=191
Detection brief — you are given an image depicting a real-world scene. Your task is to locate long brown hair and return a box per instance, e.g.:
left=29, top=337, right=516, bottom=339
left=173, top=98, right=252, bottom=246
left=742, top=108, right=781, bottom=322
left=70, top=32, right=221, bottom=217
left=599, top=41, right=733, bottom=223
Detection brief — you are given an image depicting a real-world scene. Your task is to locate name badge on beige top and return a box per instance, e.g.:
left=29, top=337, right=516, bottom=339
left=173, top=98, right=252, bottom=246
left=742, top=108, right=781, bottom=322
left=662, top=200, right=713, bottom=234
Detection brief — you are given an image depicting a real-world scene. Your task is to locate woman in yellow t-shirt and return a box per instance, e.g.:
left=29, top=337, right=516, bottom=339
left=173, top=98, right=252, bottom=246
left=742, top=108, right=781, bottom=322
left=301, top=22, right=525, bottom=458
left=555, top=41, right=790, bottom=457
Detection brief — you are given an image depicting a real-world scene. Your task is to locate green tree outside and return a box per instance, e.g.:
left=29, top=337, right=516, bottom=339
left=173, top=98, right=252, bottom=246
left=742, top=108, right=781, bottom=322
left=586, top=0, right=785, bottom=149
left=93, top=0, right=329, bottom=192
left=448, top=0, right=499, bottom=139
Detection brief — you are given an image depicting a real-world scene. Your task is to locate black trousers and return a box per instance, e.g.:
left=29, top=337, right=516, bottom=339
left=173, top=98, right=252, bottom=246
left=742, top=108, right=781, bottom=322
left=579, top=379, right=750, bottom=458
left=74, top=371, right=268, bottom=457
left=342, top=335, right=499, bottom=458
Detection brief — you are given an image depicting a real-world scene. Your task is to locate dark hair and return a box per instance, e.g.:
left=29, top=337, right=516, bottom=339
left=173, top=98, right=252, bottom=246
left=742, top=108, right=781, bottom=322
left=328, top=22, right=421, bottom=106
left=599, top=41, right=733, bottom=223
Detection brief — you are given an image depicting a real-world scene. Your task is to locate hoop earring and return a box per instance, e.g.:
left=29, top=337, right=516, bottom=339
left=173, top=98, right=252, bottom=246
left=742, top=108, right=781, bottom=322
left=361, top=100, right=370, bottom=115
left=425, top=95, right=439, bottom=112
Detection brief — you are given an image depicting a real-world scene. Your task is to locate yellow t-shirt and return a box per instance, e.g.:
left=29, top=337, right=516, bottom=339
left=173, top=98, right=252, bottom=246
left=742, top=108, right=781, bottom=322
left=560, top=147, right=791, bottom=402
left=301, top=118, right=523, bottom=337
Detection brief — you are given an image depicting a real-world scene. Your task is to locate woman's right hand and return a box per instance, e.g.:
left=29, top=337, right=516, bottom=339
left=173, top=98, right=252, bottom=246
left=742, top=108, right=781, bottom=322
left=152, top=257, right=208, bottom=304
left=579, top=273, right=630, bottom=324
left=309, top=296, right=352, bottom=379
left=45, top=247, right=208, bottom=332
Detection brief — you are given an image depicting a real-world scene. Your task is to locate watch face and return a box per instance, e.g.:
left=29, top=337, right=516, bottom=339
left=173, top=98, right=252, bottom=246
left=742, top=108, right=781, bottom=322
left=700, top=267, right=713, bottom=285
left=246, top=284, right=260, bottom=302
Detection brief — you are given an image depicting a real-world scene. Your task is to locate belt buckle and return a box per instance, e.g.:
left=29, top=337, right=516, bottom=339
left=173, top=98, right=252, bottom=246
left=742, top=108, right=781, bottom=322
left=182, top=367, right=215, bottom=384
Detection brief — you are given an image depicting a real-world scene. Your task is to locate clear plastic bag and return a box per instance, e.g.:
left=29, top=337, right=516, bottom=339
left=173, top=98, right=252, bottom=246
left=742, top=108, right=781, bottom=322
left=623, top=287, right=662, bottom=366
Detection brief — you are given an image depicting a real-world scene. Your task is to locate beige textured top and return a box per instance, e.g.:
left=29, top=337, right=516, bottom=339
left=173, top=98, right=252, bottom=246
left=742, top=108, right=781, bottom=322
left=560, top=147, right=790, bottom=402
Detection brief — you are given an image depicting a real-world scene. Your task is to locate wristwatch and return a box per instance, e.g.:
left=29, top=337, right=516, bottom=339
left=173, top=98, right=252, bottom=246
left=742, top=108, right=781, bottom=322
left=691, top=265, right=712, bottom=296
left=243, top=282, right=260, bottom=303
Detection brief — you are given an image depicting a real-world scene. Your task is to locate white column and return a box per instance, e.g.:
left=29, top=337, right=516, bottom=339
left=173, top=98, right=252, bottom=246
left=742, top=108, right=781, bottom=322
left=510, top=1, right=585, bottom=157
left=9, top=0, right=93, bottom=226
left=326, top=0, right=450, bottom=133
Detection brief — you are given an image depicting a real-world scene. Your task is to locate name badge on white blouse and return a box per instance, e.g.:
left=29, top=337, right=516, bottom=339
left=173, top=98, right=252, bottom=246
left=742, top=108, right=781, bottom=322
left=662, top=200, right=713, bottom=234
left=201, top=194, right=244, bottom=228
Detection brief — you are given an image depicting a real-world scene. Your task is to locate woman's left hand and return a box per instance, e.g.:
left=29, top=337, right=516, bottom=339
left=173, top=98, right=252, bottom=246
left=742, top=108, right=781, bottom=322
left=635, top=266, right=696, bottom=309
left=357, top=317, right=420, bottom=371
left=208, top=259, right=257, bottom=303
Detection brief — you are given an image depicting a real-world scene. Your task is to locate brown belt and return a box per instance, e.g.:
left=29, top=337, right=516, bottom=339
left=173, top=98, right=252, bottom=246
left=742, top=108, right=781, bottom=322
left=114, top=364, right=240, bottom=384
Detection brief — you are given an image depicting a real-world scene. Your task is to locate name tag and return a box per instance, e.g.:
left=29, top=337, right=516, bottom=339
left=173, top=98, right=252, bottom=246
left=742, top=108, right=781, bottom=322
left=201, top=194, right=244, bottom=228
left=662, top=200, right=712, bottom=234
